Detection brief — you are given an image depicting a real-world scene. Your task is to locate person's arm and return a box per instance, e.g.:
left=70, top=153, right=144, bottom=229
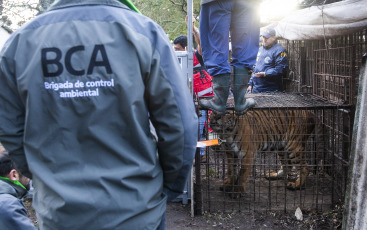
left=0, top=47, right=31, bottom=179
left=0, top=195, right=37, bottom=230
left=263, top=48, right=288, bottom=78
left=186, top=15, right=202, bottom=55
left=146, top=24, right=198, bottom=201
left=253, top=72, right=265, bottom=78
left=193, top=27, right=202, bottom=56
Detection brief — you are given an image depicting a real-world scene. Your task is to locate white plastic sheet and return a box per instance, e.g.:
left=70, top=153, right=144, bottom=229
left=270, top=0, right=367, bottom=40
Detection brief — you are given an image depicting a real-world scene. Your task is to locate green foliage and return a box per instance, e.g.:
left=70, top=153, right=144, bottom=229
left=1, top=0, right=201, bottom=38
left=134, top=0, right=201, bottom=41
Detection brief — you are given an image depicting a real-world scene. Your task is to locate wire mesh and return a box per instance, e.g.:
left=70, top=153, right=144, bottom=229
left=194, top=93, right=351, bottom=214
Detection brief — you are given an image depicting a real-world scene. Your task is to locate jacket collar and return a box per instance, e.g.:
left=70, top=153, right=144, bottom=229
left=0, top=177, right=28, bottom=199
left=47, top=0, right=129, bottom=12
left=264, top=41, right=278, bottom=50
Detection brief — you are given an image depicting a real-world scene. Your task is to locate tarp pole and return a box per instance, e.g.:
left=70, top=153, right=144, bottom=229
left=186, top=0, right=195, bottom=218
left=187, top=0, right=194, bottom=95
left=342, top=54, right=367, bottom=230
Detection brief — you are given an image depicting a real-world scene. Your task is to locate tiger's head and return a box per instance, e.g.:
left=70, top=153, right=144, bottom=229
left=209, top=112, right=237, bottom=133
left=209, top=112, right=239, bottom=145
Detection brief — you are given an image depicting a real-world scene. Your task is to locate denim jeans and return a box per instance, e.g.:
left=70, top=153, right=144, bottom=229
left=199, top=110, right=207, bottom=156
left=200, top=0, right=260, bottom=76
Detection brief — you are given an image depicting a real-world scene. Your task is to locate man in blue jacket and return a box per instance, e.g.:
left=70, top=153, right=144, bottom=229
left=0, top=0, right=198, bottom=229
left=0, top=154, right=36, bottom=230
left=247, top=27, right=289, bottom=93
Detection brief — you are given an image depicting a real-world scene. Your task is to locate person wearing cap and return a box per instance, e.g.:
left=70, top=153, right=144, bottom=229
left=0, top=0, right=198, bottom=229
left=247, top=27, right=288, bottom=93
left=0, top=154, right=36, bottom=230
left=198, top=0, right=260, bottom=115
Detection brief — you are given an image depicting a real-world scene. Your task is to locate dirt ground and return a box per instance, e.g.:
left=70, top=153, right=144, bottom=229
left=22, top=143, right=344, bottom=229
left=166, top=201, right=343, bottom=229
left=24, top=198, right=343, bottom=229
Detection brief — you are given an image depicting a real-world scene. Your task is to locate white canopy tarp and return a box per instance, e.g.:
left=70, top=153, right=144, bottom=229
left=271, top=0, right=367, bottom=40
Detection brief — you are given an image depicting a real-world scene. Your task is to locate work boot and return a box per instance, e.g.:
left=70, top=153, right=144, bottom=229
left=233, top=67, right=255, bottom=115
left=199, top=74, right=230, bottom=115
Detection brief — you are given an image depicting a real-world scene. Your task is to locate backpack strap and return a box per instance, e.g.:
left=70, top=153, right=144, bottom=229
left=194, top=50, right=205, bottom=68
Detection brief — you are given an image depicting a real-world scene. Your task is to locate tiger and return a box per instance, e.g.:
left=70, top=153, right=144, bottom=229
left=209, top=109, right=319, bottom=197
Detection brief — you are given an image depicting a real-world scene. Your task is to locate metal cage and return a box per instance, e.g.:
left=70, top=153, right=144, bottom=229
left=193, top=27, right=365, bottom=216
left=194, top=93, right=351, bottom=214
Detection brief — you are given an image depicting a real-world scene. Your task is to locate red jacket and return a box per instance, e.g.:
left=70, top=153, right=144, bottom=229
left=193, top=50, right=213, bottom=97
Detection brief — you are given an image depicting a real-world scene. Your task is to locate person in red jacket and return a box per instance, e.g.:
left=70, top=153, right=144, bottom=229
left=174, top=30, right=212, bottom=162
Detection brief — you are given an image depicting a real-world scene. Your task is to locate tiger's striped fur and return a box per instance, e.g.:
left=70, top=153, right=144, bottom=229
left=209, top=109, right=317, bottom=196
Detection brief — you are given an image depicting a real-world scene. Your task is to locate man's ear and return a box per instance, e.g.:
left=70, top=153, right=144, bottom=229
left=7, top=169, right=20, bottom=181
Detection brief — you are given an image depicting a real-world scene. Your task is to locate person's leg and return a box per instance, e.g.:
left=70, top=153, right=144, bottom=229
left=230, top=1, right=259, bottom=114
left=199, top=110, right=207, bottom=161
left=232, top=67, right=255, bottom=114
left=199, top=110, right=207, bottom=144
left=198, top=73, right=230, bottom=114
left=199, top=1, right=234, bottom=77
left=230, top=1, right=260, bottom=69
left=199, top=1, right=234, bottom=114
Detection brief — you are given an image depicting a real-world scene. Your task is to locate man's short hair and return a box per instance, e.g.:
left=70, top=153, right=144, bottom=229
left=173, top=35, right=187, bottom=49
left=0, top=154, right=14, bottom=177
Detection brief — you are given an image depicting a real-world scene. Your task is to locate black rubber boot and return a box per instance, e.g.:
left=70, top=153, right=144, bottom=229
left=233, top=67, right=255, bottom=115
left=198, top=74, right=230, bottom=115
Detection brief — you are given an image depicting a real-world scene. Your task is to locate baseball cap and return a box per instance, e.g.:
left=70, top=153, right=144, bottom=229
left=260, top=27, right=276, bottom=38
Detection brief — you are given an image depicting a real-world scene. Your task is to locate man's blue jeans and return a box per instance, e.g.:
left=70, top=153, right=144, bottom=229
left=200, top=0, right=260, bottom=76
left=199, top=110, right=207, bottom=156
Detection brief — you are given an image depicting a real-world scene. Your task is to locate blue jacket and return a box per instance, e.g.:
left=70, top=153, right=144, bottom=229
left=0, top=0, right=198, bottom=229
left=248, top=43, right=288, bottom=93
left=0, top=178, right=37, bottom=230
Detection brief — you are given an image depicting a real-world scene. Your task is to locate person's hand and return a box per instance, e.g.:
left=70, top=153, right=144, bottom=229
left=185, top=15, right=197, bottom=33
left=246, top=86, right=252, bottom=93
left=254, top=72, right=265, bottom=78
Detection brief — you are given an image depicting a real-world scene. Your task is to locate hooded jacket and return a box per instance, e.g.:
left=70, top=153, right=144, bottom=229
left=0, top=178, right=37, bottom=230
left=0, top=0, right=198, bottom=229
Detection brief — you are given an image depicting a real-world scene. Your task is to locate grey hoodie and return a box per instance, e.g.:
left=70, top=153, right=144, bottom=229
left=0, top=0, right=198, bottom=229
left=0, top=178, right=36, bottom=230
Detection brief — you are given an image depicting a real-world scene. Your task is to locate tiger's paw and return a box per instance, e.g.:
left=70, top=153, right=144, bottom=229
left=223, top=178, right=232, bottom=185
left=219, top=184, right=233, bottom=192
left=219, top=185, right=244, bottom=198
left=265, top=168, right=285, bottom=180
left=219, top=178, right=235, bottom=191
left=229, top=191, right=242, bottom=199
left=264, top=172, right=285, bottom=180
left=286, top=182, right=305, bottom=190
left=227, top=186, right=244, bottom=199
